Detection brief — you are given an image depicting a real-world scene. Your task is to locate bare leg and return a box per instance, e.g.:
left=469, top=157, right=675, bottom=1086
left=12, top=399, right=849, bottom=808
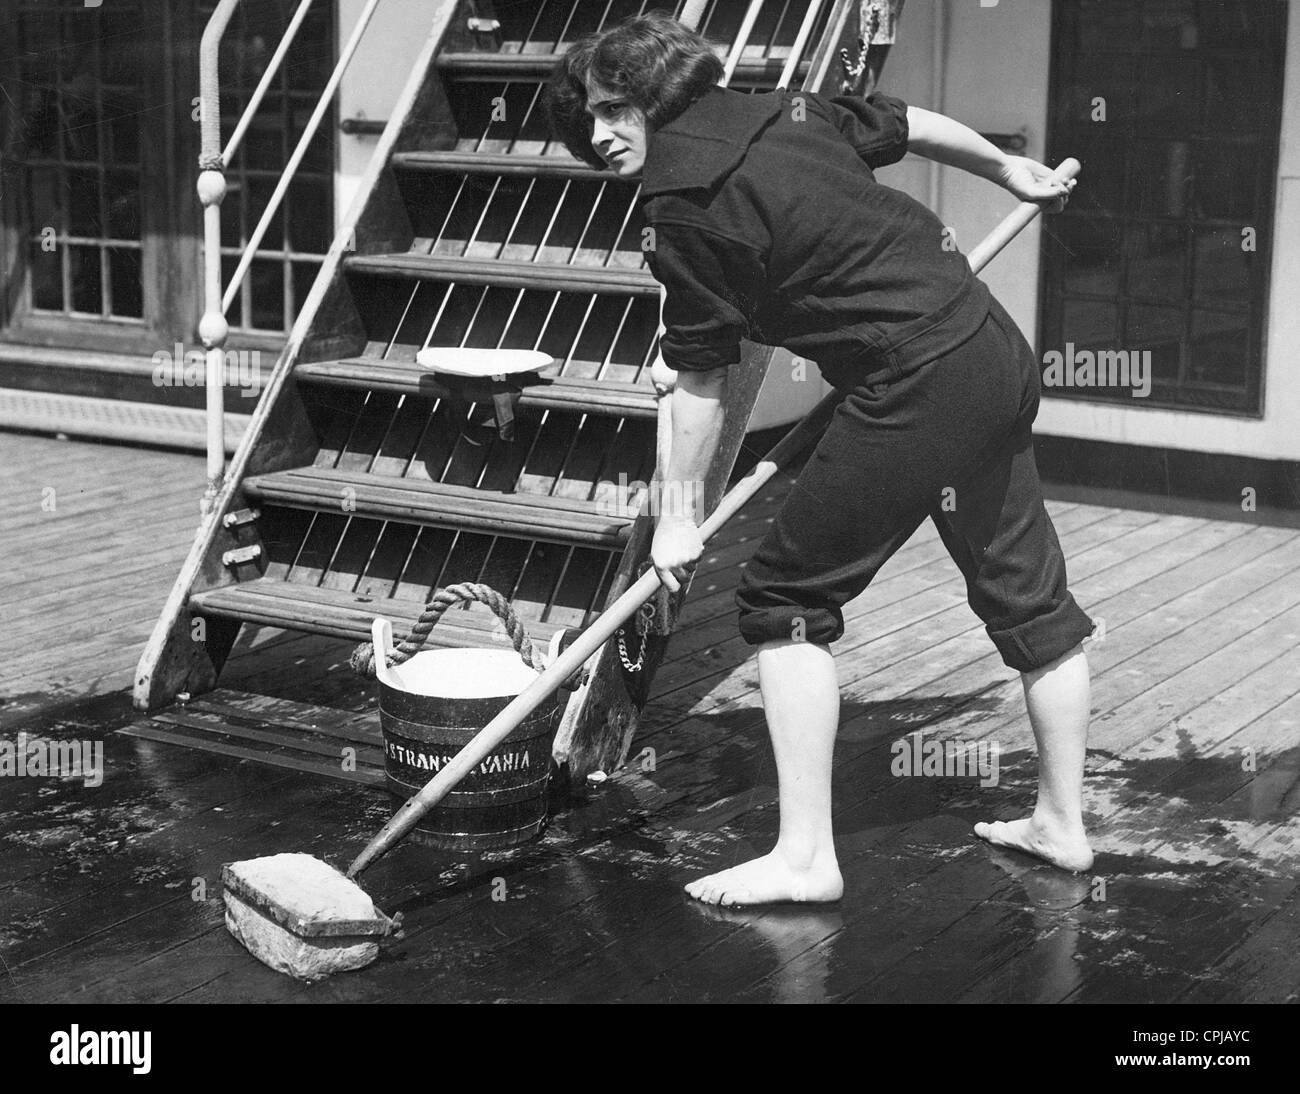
left=684, top=638, right=845, bottom=906
left=975, top=641, right=1094, bottom=871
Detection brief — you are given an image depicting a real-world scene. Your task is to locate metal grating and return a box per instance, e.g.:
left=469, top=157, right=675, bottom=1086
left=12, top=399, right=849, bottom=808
left=0, top=389, right=249, bottom=452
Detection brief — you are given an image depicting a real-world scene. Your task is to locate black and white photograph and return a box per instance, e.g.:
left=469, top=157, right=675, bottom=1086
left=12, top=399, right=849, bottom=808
left=0, top=0, right=1295, bottom=1036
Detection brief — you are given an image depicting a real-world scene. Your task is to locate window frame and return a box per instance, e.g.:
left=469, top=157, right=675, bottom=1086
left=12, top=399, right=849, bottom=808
left=0, top=0, right=336, bottom=359
left=1038, top=0, right=1287, bottom=418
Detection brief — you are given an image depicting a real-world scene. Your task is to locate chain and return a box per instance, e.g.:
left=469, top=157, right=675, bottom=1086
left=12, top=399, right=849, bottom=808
left=616, top=626, right=649, bottom=672
left=616, top=599, right=657, bottom=672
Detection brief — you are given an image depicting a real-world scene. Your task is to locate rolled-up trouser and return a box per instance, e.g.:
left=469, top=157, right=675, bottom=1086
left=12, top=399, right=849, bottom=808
left=735, top=296, right=1095, bottom=673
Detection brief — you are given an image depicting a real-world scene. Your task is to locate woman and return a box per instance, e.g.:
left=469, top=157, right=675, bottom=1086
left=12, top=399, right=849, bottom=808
left=546, top=12, right=1095, bottom=906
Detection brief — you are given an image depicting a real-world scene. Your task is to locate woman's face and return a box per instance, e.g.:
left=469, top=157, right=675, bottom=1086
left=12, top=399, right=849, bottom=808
left=584, top=79, right=648, bottom=178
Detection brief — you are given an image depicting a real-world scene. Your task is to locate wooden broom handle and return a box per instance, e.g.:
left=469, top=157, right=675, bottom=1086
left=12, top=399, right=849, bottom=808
left=346, top=158, right=1081, bottom=878
left=344, top=390, right=840, bottom=878
left=967, top=158, right=1080, bottom=273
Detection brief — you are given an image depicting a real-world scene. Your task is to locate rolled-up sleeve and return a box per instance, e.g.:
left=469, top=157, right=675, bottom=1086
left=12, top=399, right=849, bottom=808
left=808, top=91, right=910, bottom=170
left=645, top=222, right=767, bottom=374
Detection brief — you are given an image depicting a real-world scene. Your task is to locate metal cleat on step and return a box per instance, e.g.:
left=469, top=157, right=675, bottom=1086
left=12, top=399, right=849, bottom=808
left=222, top=544, right=262, bottom=568
left=222, top=507, right=261, bottom=530
left=466, top=16, right=502, bottom=48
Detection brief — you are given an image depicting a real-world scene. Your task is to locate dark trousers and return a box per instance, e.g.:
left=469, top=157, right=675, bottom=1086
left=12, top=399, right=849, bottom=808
left=735, top=297, right=1095, bottom=673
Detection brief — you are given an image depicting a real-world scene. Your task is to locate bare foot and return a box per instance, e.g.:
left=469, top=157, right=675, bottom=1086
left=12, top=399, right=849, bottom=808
left=684, top=848, right=844, bottom=907
left=974, top=814, right=1094, bottom=873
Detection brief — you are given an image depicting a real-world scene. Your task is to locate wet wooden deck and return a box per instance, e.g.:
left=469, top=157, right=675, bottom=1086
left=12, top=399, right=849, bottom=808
left=2, top=430, right=1299, bottom=1003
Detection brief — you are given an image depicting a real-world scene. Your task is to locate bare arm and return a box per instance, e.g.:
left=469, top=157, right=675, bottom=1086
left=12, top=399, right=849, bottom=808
left=661, top=367, right=726, bottom=526
left=906, top=105, right=1008, bottom=182
left=641, top=220, right=758, bottom=589
left=906, top=105, right=1074, bottom=206
left=649, top=367, right=725, bottom=592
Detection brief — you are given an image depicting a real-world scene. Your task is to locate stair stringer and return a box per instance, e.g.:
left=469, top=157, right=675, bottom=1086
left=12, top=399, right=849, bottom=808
left=132, top=0, right=465, bottom=712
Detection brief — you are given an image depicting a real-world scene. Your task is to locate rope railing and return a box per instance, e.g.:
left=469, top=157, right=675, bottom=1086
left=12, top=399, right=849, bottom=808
left=195, top=0, right=385, bottom=508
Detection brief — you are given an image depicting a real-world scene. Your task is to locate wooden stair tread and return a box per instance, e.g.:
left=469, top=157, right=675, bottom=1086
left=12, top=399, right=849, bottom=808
left=294, top=357, right=659, bottom=418
left=390, top=149, right=615, bottom=181
left=343, top=253, right=657, bottom=296
left=190, top=579, right=570, bottom=648
left=243, top=467, right=636, bottom=547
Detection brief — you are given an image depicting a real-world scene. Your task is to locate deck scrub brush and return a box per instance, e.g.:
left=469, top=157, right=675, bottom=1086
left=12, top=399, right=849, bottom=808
left=222, top=853, right=402, bottom=981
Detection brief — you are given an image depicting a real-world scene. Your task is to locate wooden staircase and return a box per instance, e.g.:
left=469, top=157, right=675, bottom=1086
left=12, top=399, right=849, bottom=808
left=133, top=0, right=858, bottom=779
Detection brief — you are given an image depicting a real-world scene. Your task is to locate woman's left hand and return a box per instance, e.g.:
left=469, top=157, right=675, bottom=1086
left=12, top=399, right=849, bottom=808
left=996, top=156, right=1076, bottom=212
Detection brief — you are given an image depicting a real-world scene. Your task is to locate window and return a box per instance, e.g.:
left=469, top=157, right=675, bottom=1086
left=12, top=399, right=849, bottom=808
left=0, top=1, right=337, bottom=352
left=8, top=0, right=147, bottom=323
left=1040, top=0, right=1286, bottom=414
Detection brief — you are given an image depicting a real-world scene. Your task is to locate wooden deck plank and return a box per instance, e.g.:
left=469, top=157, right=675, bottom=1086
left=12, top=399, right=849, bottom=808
left=2, top=560, right=193, bottom=630
left=934, top=531, right=1300, bottom=762
left=663, top=508, right=1159, bottom=709
left=0, top=436, right=204, bottom=706
left=555, top=514, right=1253, bottom=861
left=0, top=578, right=184, bottom=653
left=670, top=500, right=1090, bottom=654
left=493, top=652, right=1034, bottom=1000
left=989, top=682, right=1300, bottom=1003
left=643, top=508, right=1188, bottom=744
left=6, top=772, right=388, bottom=1002
left=0, top=740, right=253, bottom=893
left=517, top=519, right=1300, bottom=997
left=864, top=706, right=1299, bottom=1003
left=919, top=526, right=1300, bottom=750
left=958, top=642, right=1300, bottom=1002
left=0, top=728, right=388, bottom=947
left=1180, top=882, right=1300, bottom=1003
left=5, top=432, right=1300, bottom=1003
left=8, top=464, right=203, bottom=501
left=1091, top=598, right=1300, bottom=759
left=3, top=615, right=193, bottom=696
left=549, top=778, right=1007, bottom=1002
left=0, top=435, right=193, bottom=484
left=24, top=759, right=687, bottom=1003
left=1, top=499, right=199, bottom=561
left=673, top=500, right=1092, bottom=635
left=0, top=488, right=193, bottom=538
left=133, top=730, right=794, bottom=1004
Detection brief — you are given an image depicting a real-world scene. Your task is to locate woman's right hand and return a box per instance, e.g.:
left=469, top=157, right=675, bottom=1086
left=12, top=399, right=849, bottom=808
left=651, top=516, right=704, bottom=593
left=996, top=155, right=1076, bottom=212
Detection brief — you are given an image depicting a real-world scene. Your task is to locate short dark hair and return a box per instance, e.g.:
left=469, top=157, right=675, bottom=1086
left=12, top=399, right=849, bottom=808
left=543, top=11, right=724, bottom=169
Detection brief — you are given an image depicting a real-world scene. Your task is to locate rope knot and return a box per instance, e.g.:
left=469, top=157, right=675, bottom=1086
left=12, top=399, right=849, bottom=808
left=349, top=583, right=586, bottom=691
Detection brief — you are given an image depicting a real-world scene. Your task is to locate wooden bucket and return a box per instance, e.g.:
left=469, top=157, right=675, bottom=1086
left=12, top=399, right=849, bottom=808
left=377, top=647, right=565, bottom=852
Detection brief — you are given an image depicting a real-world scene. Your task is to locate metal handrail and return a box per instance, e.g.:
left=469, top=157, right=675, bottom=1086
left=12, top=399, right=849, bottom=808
left=195, top=0, right=384, bottom=508
left=221, top=1, right=318, bottom=168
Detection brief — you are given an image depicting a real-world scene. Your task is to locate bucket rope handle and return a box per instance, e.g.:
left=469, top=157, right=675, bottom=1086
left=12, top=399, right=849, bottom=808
left=348, top=582, right=585, bottom=690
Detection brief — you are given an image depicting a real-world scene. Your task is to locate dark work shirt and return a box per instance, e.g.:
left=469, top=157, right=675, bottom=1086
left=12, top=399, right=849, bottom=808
left=639, top=84, right=992, bottom=389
